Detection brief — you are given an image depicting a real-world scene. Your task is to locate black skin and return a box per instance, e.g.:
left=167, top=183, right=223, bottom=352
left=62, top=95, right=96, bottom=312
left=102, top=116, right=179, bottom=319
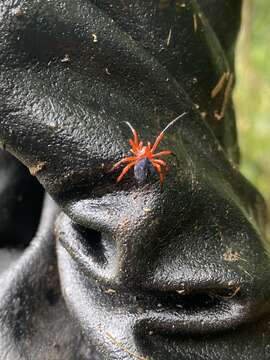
left=0, top=150, right=44, bottom=249
left=1, top=0, right=270, bottom=359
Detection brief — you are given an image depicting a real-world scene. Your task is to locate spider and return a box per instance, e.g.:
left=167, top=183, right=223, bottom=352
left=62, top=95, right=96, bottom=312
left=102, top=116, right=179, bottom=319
left=111, top=112, right=186, bottom=188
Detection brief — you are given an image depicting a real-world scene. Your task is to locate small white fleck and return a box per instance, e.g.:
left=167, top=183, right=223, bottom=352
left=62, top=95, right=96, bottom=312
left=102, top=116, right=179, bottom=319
left=104, top=288, right=116, bottom=295
left=176, top=289, right=185, bottom=295
left=166, top=28, right=172, bottom=47
left=61, top=54, right=70, bottom=63
left=92, top=33, right=98, bottom=43
left=11, top=7, right=24, bottom=17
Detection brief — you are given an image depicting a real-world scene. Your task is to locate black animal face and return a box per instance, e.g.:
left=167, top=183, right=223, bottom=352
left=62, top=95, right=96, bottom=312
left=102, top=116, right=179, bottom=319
left=1, top=0, right=270, bottom=359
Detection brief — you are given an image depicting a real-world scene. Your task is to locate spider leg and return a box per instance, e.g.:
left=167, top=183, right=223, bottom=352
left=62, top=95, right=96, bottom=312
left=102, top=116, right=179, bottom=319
left=152, top=159, right=169, bottom=173
left=125, top=122, right=139, bottom=146
left=111, top=157, right=136, bottom=171
left=151, top=112, right=187, bottom=153
left=129, top=139, right=138, bottom=152
left=151, top=161, right=165, bottom=189
left=151, top=132, right=164, bottom=152
left=152, top=150, right=174, bottom=157
left=151, top=158, right=167, bottom=168
left=129, top=139, right=135, bottom=150
left=117, top=161, right=137, bottom=182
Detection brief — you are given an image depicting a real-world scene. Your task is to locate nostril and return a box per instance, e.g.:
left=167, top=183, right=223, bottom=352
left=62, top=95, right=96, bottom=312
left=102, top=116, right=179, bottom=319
left=140, top=286, right=242, bottom=313
left=74, top=224, right=106, bottom=265
left=158, top=291, right=220, bottom=312
left=162, top=287, right=241, bottom=312
left=57, top=213, right=119, bottom=282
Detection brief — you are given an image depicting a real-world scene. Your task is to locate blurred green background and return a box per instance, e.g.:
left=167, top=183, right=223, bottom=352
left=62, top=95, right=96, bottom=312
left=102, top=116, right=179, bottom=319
left=234, top=0, right=270, bottom=209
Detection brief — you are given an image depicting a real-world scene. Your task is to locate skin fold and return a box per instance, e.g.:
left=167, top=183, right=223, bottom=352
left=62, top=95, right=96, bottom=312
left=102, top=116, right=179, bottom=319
left=1, top=0, right=270, bottom=359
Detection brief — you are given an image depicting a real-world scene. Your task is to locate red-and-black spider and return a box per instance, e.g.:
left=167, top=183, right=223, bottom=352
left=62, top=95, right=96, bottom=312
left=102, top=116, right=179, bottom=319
left=111, top=112, right=186, bottom=188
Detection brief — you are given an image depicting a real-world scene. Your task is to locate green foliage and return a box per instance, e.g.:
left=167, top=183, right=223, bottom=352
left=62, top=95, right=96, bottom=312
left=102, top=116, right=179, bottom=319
left=234, top=0, right=270, bottom=206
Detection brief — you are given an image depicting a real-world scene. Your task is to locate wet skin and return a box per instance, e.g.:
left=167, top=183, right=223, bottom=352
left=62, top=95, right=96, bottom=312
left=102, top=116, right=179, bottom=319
left=1, top=0, right=270, bottom=359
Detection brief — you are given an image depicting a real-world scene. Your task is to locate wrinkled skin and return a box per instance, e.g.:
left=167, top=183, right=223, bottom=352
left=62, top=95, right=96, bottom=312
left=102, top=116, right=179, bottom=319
left=1, top=0, right=270, bottom=359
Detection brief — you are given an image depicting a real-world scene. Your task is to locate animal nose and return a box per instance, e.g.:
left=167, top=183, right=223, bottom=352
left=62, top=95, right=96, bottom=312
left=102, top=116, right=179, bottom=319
left=57, top=167, right=270, bottom=301
left=56, top=174, right=270, bottom=336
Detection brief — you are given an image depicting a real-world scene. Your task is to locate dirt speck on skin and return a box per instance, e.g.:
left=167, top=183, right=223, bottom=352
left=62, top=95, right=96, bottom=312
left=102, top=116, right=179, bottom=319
left=226, top=286, right=241, bottom=299
left=176, top=289, right=185, bottom=295
left=104, top=289, right=116, bottom=295
left=176, top=1, right=186, bottom=12
left=29, top=162, right=46, bottom=176
left=200, top=111, right=207, bottom=120
left=193, top=14, right=198, bottom=33
left=214, top=73, right=234, bottom=121
left=211, top=72, right=229, bottom=99
left=166, top=28, right=172, bottom=46
left=97, top=326, right=149, bottom=360
left=12, top=7, right=24, bottom=17
left=61, top=54, right=70, bottom=63
left=120, top=218, right=130, bottom=229
left=223, top=248, right=241, bottom=262
left=92, top=33, right=98, bottom=43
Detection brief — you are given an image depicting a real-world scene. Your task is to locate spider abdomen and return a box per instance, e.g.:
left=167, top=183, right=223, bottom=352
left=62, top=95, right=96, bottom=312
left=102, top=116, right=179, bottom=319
left=134, top=158, right=154, bottom=183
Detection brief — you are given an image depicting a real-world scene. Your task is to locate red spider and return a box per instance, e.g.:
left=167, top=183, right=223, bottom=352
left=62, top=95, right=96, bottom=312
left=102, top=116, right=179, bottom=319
left=111, top=112, right=186, bottom=188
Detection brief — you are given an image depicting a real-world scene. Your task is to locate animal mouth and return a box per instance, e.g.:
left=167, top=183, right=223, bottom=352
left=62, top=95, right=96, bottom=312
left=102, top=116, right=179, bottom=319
left=133, top=286, right=270, bottom=336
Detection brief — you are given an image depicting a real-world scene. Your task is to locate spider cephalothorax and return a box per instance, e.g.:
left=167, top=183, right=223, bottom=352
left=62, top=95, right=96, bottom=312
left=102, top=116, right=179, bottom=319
left=111, top=113, right=186, bottom=188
